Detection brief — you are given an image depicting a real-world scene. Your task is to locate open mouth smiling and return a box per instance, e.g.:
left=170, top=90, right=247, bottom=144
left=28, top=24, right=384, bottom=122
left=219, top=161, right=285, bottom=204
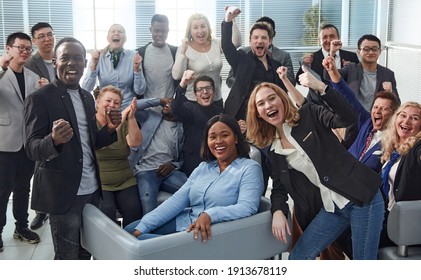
left=267, top=109, right=278, bottom=119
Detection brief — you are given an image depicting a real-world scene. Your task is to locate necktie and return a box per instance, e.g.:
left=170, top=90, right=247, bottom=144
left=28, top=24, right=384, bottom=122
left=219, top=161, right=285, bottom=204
left=381, top=150, right=401, bottom=200
left=359, top=129, right=376, bottom=160
left=110, top=49, right=122, bottom=69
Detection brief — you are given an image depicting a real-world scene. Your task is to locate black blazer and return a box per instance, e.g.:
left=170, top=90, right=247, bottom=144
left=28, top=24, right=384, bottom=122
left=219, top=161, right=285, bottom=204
left=24, top=79, right=117, bottom=214
left=296, top=48, right=359, bottom=83
left=268, top=86, right=381, bottom=229
left=221, top=20, right=287, bottom=121
left=172, top=86, right=223, bottom=176
left=392, top=140, right=421, bottom=202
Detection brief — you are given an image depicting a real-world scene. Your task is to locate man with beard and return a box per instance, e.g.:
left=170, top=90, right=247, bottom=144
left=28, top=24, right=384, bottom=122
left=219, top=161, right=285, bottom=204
left=221, top=7, right=288, bottom=122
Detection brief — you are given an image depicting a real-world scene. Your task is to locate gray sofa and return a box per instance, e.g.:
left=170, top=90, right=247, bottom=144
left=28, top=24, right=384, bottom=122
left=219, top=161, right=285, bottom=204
left=377, top=200, right=421, bottom=260
left=80, top=196, right=291, bottom=260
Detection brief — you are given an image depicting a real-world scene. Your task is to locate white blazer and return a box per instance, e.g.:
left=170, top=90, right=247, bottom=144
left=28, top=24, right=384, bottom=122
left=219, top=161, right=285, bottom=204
left=0, top=66, right=39, bottom=152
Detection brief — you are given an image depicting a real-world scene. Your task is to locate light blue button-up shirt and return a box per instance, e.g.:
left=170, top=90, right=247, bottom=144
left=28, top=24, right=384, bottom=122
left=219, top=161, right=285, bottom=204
left=82, top=49, right=146, bottom=110
left=135, top=157, right=264, bottom=233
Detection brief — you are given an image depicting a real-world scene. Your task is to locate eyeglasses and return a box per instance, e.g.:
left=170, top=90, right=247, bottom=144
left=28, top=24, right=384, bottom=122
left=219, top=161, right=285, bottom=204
left=34, top=32, right=55, bottom=41
left=11, top=45, right=34, bottom=54
left=360, top=46, right=380, bottom=53
left=195, top=86, right=213, bottom=93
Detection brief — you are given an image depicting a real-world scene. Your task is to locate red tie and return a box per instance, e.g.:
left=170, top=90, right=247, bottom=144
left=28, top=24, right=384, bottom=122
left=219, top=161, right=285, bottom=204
left=359, top=130, right=376, bottom=160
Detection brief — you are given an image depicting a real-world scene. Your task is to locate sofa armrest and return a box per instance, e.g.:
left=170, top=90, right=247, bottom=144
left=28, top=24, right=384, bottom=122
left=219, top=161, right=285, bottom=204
left=377, top=200, right=421, bottom=259
left=387, top=200, right=421, bottom=246
left=81, top=197, right=291, bottom=260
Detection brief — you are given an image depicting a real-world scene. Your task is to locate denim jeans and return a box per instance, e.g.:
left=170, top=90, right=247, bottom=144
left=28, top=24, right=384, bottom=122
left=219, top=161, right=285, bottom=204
left=136, top=169, right=187, bottom=214
left=0, top=148, right=34, bottom=232
left=289, top=190, right=384, bottom=260
left=49, top=190, right=100, bottom=260
left=124, top=217, right=176, bottom=240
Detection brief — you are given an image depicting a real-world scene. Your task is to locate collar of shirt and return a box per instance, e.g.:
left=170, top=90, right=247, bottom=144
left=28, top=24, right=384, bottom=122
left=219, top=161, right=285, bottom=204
left=368, top=129, right=384, bottom=150
left=271, top=123, right=296, bottom=156
left=271, top=123, right=349, bottom=212
left=322, top=48, right=341, bottom=68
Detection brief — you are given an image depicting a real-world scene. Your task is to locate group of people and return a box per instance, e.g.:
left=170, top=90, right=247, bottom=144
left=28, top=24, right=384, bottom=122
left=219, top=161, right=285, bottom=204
left=0, top=5, right=420, bottom=261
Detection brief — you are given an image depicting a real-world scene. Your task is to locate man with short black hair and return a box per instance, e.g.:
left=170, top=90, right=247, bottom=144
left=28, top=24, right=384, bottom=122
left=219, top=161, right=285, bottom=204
left=26, top=22, right=56, bottom=82
left=24, top=37, right=121, bottom=259
left=328, top=34, right=399, bottom=111
left=26, top=22, right=57, bottom=230
left=0, top=32, right=42, bottom=252
left=136, top=14, right=178, bottom=102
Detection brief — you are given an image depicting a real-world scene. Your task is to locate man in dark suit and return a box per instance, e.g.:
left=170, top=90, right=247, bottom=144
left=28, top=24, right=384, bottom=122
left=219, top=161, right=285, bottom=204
left=296, top=24, right=359, bottom=83
left=222, top=8, right=289, bottom=122
left=297, top=24, right=360, bottom=150
left=323, top=55, right=400, bottom=258
left=24, top=37, right=121, bottom=259
left=25, top=22, right=56, bottom=230
left=226, top=16, right=295, bottom=88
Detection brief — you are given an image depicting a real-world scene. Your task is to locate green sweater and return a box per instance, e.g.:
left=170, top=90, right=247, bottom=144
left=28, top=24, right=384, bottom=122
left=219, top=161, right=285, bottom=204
left=96, top=121, right=136, bottom=191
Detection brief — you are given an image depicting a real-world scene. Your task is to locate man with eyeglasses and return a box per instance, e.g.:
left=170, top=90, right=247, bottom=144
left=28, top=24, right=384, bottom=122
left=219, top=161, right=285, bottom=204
left=25, top=22, right=56, bottom=231
left=327, top=34, right=399, bottom=111
left=26, top=22, right=55, bottom=84
left=171, top=70, right=223, bottom=176
left=0, top=32, right=44, bottom=252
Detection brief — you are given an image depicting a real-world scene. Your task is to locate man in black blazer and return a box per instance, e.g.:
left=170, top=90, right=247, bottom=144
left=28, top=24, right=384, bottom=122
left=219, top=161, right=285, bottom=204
left=222, top=9, right=289, bottom=122
left=297, top=24, right=360, bottom=150
left=24, top=37, right=121, bottom=259
left=296, top=24, right=359, bottom=83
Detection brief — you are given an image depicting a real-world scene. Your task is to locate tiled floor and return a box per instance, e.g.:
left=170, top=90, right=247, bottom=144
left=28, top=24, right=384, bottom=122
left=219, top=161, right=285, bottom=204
left=0, top=200, right=54, bottom=260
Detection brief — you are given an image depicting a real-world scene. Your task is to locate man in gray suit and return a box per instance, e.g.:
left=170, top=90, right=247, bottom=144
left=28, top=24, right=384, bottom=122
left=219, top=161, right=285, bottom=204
left=226, top=16, right=295, bottom=88
left=25, top=22, right=56, bottom=230
left=26, top=22, right=55, bottom=83
left=328, top=34, right=399, bottom=111
left=0, top=32, right=43, bottom=253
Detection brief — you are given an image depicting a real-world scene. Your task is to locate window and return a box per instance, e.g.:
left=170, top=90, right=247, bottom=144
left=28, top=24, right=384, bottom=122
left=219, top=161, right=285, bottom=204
left=386, top=0, right=421, bottom=103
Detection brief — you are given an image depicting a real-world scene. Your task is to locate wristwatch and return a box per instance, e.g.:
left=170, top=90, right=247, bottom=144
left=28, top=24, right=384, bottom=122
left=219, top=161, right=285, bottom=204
left=0, top=66, right=6, bottom=73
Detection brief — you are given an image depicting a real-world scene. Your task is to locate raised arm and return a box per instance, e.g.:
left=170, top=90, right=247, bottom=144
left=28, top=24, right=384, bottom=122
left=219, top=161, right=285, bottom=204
left=171, top=39, right=189, bottom=80
left=221, top=7, right=242, bottom=68
left=81, top=50, right=100, bottom=92
left=122, top=97, right=142, bottom=148
left=277, top=66, right=305, bottom=107
left=323, top=55, right=371, bottom=126
left=132, top=50, right=146, bottom=97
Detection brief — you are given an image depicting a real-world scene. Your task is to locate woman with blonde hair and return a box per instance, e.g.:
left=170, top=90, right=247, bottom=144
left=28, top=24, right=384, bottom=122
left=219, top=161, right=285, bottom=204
left=82, top=24, right=146, bottom=110
left=172, top=8, right=241, bottom=106
left=246, top=68, right=384, bottom=260
left=379, top=101, right=421, bottom=247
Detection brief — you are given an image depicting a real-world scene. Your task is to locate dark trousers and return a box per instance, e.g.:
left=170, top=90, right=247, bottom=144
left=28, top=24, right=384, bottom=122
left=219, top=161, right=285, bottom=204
left=49, top=190, right=100, bottom=260
left=99, top=185, right=143, bottom=228
left=0, top=148, right=35, bottom=232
